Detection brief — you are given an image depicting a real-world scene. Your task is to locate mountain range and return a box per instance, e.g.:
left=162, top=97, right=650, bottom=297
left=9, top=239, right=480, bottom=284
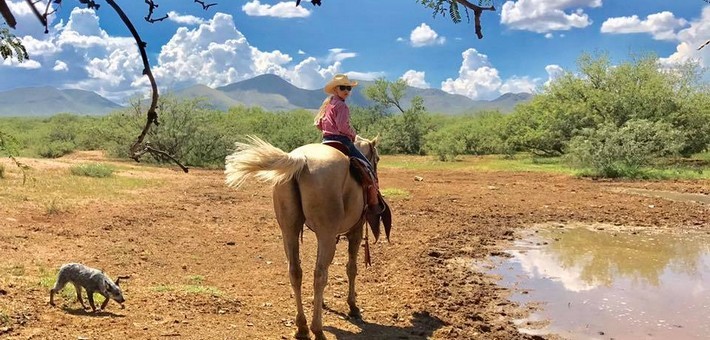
left=0, top=74, right=533, bottom=117
left=0, top=86, right=123, bottom=117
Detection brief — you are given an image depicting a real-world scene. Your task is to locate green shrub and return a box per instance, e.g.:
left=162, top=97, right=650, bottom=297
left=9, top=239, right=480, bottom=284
left=37, top=141, right=76, bottom=158
left=424, top=127, right=465, bottom=161
left=565, top=119, right=685, bottom=178
left=70, top=163, right=114, bottom=178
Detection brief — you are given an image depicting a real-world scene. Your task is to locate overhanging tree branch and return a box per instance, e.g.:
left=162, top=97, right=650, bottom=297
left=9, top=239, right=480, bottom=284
left=103, top=0, right=188, bottom=172
left=0, top=0, right=17, bottom=28
left=452, top=0, right=496, bottom=39
left=24, top=0, right=48, bottom=29
left=296, top=0, right=496, bottom=39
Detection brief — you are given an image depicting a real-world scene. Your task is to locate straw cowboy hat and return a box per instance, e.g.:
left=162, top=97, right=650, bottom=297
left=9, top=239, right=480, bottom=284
left=324, top=74, right=358, bottom=95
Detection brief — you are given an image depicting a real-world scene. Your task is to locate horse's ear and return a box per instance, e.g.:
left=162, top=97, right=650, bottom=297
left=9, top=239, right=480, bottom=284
left=370, top=134, right=380, bottom=147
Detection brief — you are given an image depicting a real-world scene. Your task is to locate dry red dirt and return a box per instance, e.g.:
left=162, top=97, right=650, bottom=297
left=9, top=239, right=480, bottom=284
left=0, top=152, right=708, bottom=339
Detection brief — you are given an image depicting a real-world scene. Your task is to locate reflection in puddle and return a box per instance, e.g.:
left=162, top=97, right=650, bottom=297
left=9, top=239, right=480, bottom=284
left=488, top=226, right=710, bottom=340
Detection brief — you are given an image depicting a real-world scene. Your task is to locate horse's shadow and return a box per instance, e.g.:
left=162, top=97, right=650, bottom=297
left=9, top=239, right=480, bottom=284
left=323, top=306, right=445, bottom=339
left=62, top=306, right=125, bottom=318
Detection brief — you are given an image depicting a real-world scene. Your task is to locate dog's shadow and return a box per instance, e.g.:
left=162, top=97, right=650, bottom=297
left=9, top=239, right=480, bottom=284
left=323, top=306, right=445, bottom=339
left=62, top=306, right=125, bottom=318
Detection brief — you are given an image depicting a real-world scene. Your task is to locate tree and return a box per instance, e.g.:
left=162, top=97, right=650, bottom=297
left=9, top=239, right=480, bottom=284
left=363, top=78, right=408, bottom=114
left=384, top=96, right=432, bottom=155
left=503, top=53, right=710, bottom=157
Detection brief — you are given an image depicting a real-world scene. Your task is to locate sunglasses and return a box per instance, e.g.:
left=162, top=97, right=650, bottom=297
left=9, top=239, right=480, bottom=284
left=338, top=85, right=353, bottom=91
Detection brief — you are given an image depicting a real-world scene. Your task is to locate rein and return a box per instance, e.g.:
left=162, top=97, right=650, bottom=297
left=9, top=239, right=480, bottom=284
left=361, top=185, right=372, bottom=267
left=362, top=141, right=378, bottom=268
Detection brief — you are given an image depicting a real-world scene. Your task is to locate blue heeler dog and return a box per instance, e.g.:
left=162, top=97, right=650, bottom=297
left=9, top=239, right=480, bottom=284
left=49, top=263, right=126, bottom=312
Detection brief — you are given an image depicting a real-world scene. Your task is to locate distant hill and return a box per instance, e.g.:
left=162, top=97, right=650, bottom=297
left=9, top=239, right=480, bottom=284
left=171, top=74, right=533, bottom=114
left=0, top=87, right=124, bottom=116
left=1, top=76, right=533, bottom=117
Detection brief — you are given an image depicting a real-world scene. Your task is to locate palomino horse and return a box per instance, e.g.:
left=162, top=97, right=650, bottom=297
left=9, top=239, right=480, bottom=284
left=225, top=135, right=386, bottom=340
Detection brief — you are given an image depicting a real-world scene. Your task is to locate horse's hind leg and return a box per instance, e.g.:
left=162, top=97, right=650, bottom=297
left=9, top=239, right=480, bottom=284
left=311, top=235, right=337, bottom=340
left=274, top=183, right=309, bottom=339
left=283, top=227, right=309, bottom=339
left=345, top=226, right=363, bottom=318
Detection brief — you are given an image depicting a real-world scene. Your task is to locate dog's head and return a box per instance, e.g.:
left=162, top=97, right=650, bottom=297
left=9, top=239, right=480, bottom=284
left=104, top=276, right=126, bottom=305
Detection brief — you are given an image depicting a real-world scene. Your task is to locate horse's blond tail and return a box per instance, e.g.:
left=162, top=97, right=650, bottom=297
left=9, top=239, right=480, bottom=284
left=225, top=136, right=307, bottom=189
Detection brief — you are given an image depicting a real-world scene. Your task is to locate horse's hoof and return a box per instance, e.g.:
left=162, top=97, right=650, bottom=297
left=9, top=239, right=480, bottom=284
left=294, top=329, right=310, bottom=339
left=313, top=331, right=327, bottom=340
left=348, top=307, right=361, bottom=319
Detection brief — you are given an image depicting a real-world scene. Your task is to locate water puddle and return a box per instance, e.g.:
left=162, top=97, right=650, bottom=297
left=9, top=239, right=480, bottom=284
left=487, top=225, right=710, bottom=340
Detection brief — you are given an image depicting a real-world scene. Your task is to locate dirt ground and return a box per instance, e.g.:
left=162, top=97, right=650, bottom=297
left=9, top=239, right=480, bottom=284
left=0, top=152, right=708, bottom=340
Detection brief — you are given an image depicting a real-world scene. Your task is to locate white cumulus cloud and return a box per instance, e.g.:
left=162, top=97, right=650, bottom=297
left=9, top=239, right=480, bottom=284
left=242, top=1, right=310, bottom=18
left=400, top=70, right=430, bottom=89
left=53, top=60, right=68, bottom=71
left=166, top=11, right=207, bottom=25
left=410, top=23, right=445, bottom=47
left=441, top=48, right=503, bottom=100
left=150, top=13, right=354, bottom=91
left=659, top=6, right=710, bottom=69
left=441, top=49, right=545, bottom=99
left=601, top=11, right=688, bottom=41
left=346, top=71, right=386, bottom=82
left=500, top=76, right=537, bottom=94
left=5, top=0, right=58, bottom=38
left=325, top=48, right=357, bottom=63
left=501, top=0, right=602, bottom=33
left=1, top=7, right=143, bottom=101
left=544, top=64, right=565, bottom=86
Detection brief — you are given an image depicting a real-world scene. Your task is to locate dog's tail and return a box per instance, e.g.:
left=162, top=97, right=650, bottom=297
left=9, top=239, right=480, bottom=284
left=225, top=136, right=307, bottom=189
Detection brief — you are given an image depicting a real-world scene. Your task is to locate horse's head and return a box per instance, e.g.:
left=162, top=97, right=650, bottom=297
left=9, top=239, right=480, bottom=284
left=355, top=135, right=380, bottom=174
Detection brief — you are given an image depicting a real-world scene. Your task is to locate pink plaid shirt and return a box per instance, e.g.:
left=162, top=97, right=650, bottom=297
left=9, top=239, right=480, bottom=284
left=316, top=96, right=356, bottom=141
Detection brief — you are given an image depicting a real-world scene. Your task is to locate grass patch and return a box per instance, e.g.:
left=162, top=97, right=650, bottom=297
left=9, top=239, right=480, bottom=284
left=577, top=167, right=709, bottom=180
left=0, top=311, right=9, bottom=327
left=183, top=285, right=222, bottom=296
left=39, top=268, right=75, bottom=301
left=151, top=283, right=222, bottom=296
left=69, top=163, right=114, bottom=178
left=381, top=188, right=409, bottom=199
left=38, top=267, right=55, bottom=288
left=381, top=154, right=575, bottom=174
left=178, top=275, right=221, bottom=296
left=9, top=265, right=24, bottom=277
left=187, top=275, right=204, bottom=285
left=380, top=154, right=709, bottom=180
left=151, top=285, right=175, bottom=293
left=0, top=166, right=163, bottom=211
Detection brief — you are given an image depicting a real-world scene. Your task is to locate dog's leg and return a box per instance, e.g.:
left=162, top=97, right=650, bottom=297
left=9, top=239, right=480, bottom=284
left=86, top=290, right=97, bottom=312
left=49, top=276, right=68, bottom=306
left=100, top=293, right=110, bottom=310
left=72, top=283, right=87, bottom=309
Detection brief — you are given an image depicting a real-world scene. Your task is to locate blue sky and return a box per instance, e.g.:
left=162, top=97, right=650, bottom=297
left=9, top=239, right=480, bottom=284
left=1, top=0, right=708, bottom=102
